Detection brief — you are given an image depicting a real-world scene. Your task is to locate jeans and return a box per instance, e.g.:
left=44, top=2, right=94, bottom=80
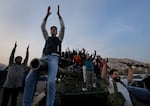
left=86, top=70, right=94, bottom=90
left=1, top=88, right=19, bottom=106
left=23, top=55, right=59, bottom=106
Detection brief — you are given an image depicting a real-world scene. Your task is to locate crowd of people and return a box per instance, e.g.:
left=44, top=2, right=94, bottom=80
left=0, top=4, right=135, bottom=106
left=58, top=48, right=106, bottom=90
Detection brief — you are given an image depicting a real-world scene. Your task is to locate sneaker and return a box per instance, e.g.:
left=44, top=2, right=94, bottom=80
left=82, top=87, right=87, bottom=91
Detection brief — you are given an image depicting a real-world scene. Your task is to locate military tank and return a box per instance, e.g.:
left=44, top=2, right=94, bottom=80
left=30, top=58, right=109, bottom=106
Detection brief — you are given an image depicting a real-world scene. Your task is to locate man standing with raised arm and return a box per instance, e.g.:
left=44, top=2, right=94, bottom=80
left=23, top=5, right=65, bottom=106
left=101, top=59, right=133, bottom=106
left=1, top=42, right=29, bottom=106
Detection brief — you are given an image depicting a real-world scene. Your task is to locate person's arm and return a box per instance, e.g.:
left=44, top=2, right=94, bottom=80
left=101, top=59, right=109, bottom=86
left=41, top=6, right=51, bottom=40
left=127, top=64, right=133, bottom=85
left=9, top=42, right=17, bottom=65
left=91, top=50, right=96, bottom=61
left=23, top=45, right=29, bottom=66
left=57, top=5, right=65, bottom=41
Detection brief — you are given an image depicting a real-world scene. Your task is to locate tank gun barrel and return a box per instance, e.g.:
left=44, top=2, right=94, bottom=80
left=30, top=58, right=48, bottom=71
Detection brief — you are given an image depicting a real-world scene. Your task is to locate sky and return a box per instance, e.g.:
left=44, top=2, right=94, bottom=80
left=0, top=0, right=150, bottom=65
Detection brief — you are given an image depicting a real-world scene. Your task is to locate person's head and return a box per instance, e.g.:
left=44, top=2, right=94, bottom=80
left=86, top=53, right=90, bottom=59
left=50, top=26, right=57, bottom=37
left=109, top=69, right=120, bottom=82
left=15, top=56, right=22, bottom=64
left=97, top=55, right=102, bottom=60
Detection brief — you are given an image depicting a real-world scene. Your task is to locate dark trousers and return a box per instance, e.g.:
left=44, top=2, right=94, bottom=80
left=1, top=87, right=19, bottom=106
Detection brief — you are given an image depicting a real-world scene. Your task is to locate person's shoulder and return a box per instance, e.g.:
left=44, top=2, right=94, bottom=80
left=108, top=77, right=113, bottom=87
left=121, top=79, right=128, bottom=86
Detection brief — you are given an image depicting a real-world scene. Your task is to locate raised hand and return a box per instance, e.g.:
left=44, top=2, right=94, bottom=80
left=57, top=4, right=61, bottom=17
left=14, top=41, right=17, bottom=48
left=47, top=5, right=51, bottom=16
left=27, top=45, right=29, bottom=50
left=44, top=5, right=51, bottom=21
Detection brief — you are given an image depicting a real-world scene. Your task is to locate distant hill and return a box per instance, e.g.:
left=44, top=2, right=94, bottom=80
left=107, top=58, right=150, bottom=74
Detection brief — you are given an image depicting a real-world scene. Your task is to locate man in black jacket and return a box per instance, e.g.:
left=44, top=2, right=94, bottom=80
left=23, top=4, right=65, bottom=106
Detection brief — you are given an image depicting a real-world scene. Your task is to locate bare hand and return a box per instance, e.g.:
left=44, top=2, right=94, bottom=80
left=57, top=5, right=60, bottom=17
left=15, top=41, right=17, bottom=48
left=27, top=45, right=29, bottom=50
left=47, top=5, right=51, bottom=16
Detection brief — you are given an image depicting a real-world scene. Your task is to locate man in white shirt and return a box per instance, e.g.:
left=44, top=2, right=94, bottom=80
left=101, top=59, right=133, bottom=106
